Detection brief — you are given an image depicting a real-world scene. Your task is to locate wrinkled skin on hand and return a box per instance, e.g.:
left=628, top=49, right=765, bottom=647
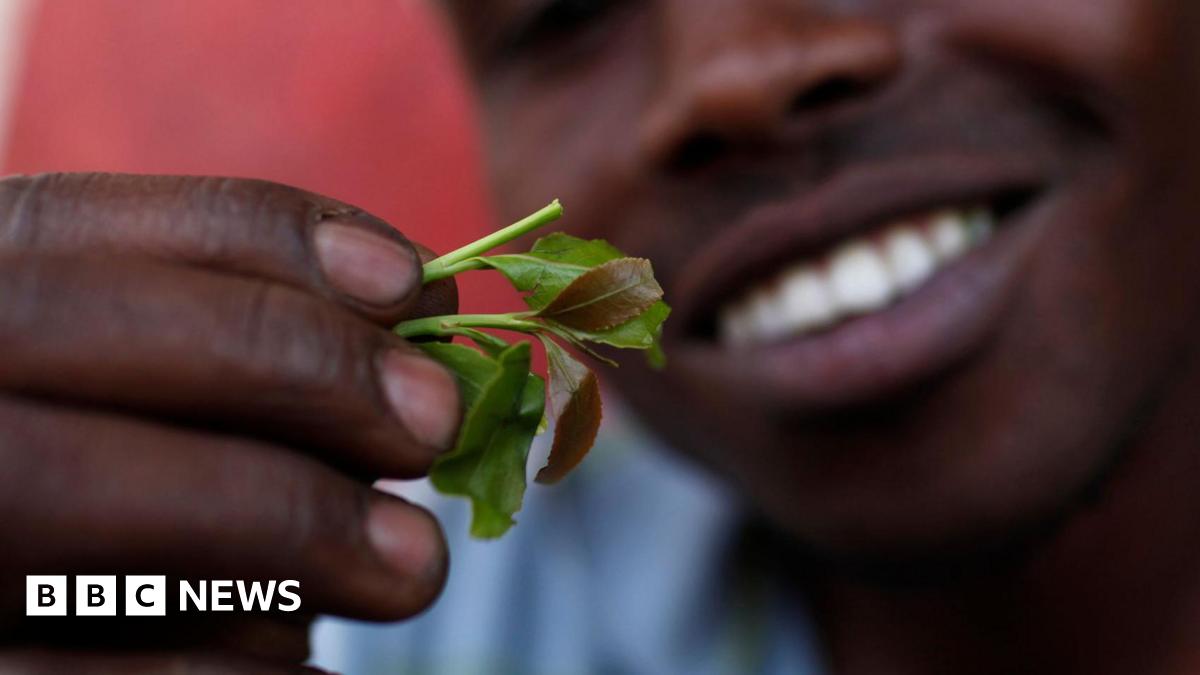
left=0, top=173, right=463, bottom=672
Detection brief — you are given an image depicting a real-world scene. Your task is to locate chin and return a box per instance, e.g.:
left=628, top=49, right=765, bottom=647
left=719, top=411, right=1132, bottom=585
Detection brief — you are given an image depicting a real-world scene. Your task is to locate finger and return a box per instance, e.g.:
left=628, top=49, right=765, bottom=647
left=0, top=650, right=327, bottom=675
left=0, top=254, right=460, bottom=475
left=9, top=613, right=313, bottom=664
left=0, top=172, right=450, bottom=324
left=0, top=396, right=449, bottom=623
left=196, top=614, right=314, bottom=664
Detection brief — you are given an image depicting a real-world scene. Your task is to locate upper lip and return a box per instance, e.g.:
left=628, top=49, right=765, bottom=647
left=670, top=153, right=1048, bottom=341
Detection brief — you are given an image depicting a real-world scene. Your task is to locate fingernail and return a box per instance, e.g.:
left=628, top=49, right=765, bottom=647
left=380, top=350, right=460, bottom=451
left=314, top=222, right=418, bottom=306
left=367, top=499, right=442, bottom=578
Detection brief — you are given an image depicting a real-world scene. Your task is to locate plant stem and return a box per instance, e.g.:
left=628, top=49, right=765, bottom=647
left=393, top=312, right=542, bottom=339
left=422, top=200, right=562, bottom=283
left=428, top=258, right=488, bottom=278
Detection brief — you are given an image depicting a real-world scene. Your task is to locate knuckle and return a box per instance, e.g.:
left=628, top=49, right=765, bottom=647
left=262, top=457, right=376, bottom=585
left=0, top=174, right=49, bottom=248
left=182, top=177, right=315, bottom=268
left=0, top=172, right=140, bottom=250
left=280, top=465, right=366, bottom=557
left=0, top=255, right=34, bottom=330
left=182, top=177, right=380, bottom=286
left=231, top=280, right=378, bottom=402
left=0, top=256, right=66, bottom=361
left=195, top=432, right=370, bottom=589
left=0, top=399, right=35, bottom=515
left=271, top=468, right=447, bottom=617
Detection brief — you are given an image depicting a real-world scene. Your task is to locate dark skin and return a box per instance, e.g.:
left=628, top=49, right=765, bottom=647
left=6, top=1, right=1200, bottom=672
left=0, top=175, right=463, bottom=672
left=447, top=0, right=1200, bottom=673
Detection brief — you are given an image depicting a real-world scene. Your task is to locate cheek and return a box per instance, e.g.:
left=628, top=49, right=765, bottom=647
left=924, top=0, right=1162, bottom=105
left=930, top=0, right=1200, bottom=177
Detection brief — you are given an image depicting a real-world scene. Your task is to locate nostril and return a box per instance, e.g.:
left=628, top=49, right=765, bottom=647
left=667, top=131, right=729, bottom=173
left=787, top=76, right=875, bottom=115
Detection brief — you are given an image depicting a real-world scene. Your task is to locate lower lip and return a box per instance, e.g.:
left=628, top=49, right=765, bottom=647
left=672, top=201, right=1047, bottom=410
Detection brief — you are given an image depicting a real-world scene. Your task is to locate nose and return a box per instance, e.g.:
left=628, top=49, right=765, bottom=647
left=640, top=7, right=902, bottom=172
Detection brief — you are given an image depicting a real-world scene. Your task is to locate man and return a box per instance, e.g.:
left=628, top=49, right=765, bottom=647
left=5, top=1, right=1200, bottom=674
left=325, top=1, right=1200, bottom=673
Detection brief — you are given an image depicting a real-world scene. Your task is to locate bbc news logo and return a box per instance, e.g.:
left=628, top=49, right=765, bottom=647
left=26, top=576, right=301, bottom=616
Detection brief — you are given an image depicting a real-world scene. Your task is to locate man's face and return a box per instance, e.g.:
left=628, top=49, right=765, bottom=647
left=447, top=0, right=1200, bottom=565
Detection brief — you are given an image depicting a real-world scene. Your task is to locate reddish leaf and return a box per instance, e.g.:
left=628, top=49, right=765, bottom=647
left=535, top=339, right=603, bottom=485
left=536, top=258, right=662, bottom=332
left=536, top=371, right=601, bottom=484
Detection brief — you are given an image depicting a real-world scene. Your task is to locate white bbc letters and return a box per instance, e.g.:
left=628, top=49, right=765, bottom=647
left=26, top=575, right=300, bottom=615
left=210, top=580, right=234, bottom=611
left=179, top=579, right=205, bottom=611
left=277, top=580, right=301, bottom=612
left=124, top=575, right=167, bottom=616
left=25, top=575, right=67, bottom=616
left=75, top=575, right=117, bottom=616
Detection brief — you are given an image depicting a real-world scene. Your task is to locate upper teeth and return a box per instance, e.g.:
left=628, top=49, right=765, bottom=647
left=719, top=207, right=995, bottom=346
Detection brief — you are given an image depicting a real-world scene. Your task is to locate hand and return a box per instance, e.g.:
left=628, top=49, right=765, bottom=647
left=0, top=173, right=462, bottom=672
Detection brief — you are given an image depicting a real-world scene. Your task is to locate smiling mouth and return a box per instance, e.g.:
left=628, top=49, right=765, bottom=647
left=713, top=197, right=1028, bottom=347
left=669, top=155, right=1055, bottom=408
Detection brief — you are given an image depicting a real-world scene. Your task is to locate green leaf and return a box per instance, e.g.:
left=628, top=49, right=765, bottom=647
left=529, top=232, right=624, bottom=266
left=536, top=258, right=663, bottom=332
left=552, top=299, right=671, bottom=352
left=472, top=253, right=588, bottom=311
left=416, top=341, right=502, bottom=406
left=645, top=333, right=668, bottom=370
left=418, top=341, right=545, bottom=538
left=536, top=338, right=603, bottom=485
left=474, top=233, right=626, bottom=311
left=466, top=372, right=544, bottom=538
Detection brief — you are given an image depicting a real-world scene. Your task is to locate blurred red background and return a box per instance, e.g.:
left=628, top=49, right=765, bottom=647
left=2, top=0, right=513, bottom=315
